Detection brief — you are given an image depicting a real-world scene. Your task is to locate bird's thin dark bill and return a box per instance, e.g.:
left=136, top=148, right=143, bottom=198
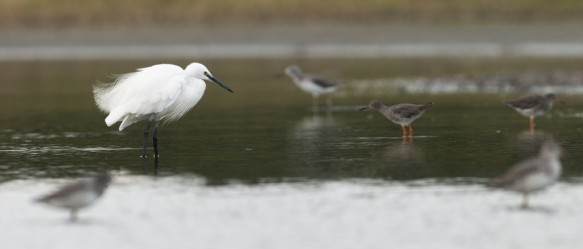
left=358, top=107, right=369, bottom=111
left=208, top=75, right=234, bottom=93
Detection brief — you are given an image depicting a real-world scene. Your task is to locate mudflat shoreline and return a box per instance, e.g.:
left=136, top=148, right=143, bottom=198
left=2, top=23, right=583, bottom=60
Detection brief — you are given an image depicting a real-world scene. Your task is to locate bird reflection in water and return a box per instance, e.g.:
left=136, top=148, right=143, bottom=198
left=288, top=113, right=340, bottom=171
left=515, top=130, right=554, bottom=155
left=141, top=156, right=159, bottom=176
left=384, top=142, right=424, bottom=166
left=292, top=112, right=338, bottom=140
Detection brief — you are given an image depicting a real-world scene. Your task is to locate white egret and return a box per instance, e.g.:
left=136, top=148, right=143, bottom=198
left=93, top=62, right=233, bottom=157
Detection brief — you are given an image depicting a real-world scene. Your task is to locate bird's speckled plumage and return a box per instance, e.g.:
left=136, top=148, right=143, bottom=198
left=361, top=100, right=433, bottom=138
left=366, top=101, right=433, bottom=126
left=506, top=93, right=556, bottom=118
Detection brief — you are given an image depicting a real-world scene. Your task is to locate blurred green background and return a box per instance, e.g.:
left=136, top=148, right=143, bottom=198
left=2, top=0, right=583, bottom=28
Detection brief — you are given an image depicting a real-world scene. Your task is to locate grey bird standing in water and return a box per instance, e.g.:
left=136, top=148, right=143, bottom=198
left=506, top=93, right=556, bottom=131
left=284, top=65, right=344, bottom=108
left=36, top=172, right=112, bottom=222
left=359, top=100, right=433, bottom=138
left=489, top=141, right=562, bottom=209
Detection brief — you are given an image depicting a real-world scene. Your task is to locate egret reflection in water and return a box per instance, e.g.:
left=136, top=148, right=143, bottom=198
left=288, top=113, right=339, bottom=161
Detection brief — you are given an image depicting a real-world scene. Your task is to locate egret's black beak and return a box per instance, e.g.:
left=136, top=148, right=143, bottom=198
left=205, top=72, right=233, bottom=93
left=358, top=107, right=369, bottom=111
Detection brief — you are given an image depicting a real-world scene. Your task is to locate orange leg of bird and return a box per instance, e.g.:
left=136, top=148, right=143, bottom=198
left=529, top=116, right=535, bottom=131
left=408, top=126, right=414, bottom=138
left=401, top=126, right=407, bottom=138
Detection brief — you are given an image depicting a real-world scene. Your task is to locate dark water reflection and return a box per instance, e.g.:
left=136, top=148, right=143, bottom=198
left=1, top=59, right=583, bottom=184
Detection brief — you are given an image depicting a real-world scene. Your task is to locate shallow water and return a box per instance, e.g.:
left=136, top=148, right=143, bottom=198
left=1, top=58, right=583, bottom=248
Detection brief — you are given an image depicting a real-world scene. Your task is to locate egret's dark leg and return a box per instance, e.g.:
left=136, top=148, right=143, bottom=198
left=153, top=155, right=159, bottom=176
left=141, top=155, right=149, bottom=174
left=141, top=119, right=152, bottom=158
left=153, top=121, right=160, bottom=157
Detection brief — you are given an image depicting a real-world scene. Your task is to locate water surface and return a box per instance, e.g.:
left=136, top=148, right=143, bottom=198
left=1, top=58, right=583, bottom=183
left=1, top=58, right=583, bottom=248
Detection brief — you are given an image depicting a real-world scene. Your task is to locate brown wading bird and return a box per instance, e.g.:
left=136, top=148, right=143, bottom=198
left=506, top=93, right=556, bottom=130
left=489, top=141, right=562, bottom=209
left=36, top=173, right=112, bottom=222
left=359, top=101, right=433, bottom=138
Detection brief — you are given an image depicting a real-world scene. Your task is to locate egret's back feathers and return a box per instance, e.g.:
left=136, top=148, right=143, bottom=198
left=94, top=64, right=207, bottom=131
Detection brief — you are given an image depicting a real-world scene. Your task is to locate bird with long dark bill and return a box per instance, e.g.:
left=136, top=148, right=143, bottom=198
left=94, top=63, right=233, bottom=157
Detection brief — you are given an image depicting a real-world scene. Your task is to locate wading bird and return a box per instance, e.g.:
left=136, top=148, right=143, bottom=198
left=284, top=65, right=343, bottom=108
left=359, top=100, right=433, bottom=139
left=94, top=63, right=233, bottom=157
left=36, top=173, right=112, bottom=222
left=489, top=141, right=562, bottom=208
left=506, top=93, right=556, bottom=131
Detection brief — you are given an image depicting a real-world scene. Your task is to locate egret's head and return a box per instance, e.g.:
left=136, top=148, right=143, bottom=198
left=185, top=62, right=233, bottom=93
left=185, top=63, right=209, bottom=79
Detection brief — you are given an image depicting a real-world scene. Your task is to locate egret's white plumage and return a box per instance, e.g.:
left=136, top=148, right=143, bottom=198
left=93, top=62, right=232, bottom=157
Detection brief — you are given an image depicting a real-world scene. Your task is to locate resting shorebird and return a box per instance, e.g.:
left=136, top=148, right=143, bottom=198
left=506, top=93, right=556, bottom=130
left=36, top=173, right=112, bottom=222
left=489, top=141, right=562, bottom=208
left=284, top=65, right=343, bottom=108
left=359, top=100, right=433, bottom=138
